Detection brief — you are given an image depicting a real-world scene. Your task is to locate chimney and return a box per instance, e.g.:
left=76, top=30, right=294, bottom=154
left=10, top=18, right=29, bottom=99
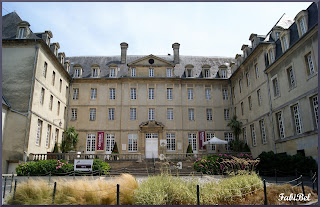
left=120, top=42, right=128, bottom=64
left=172, top=42, right=180, bottom=64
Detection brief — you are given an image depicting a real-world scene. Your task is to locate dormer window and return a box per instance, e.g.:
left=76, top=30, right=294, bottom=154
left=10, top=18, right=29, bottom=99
left=54, top=47, right=58, bottom=56
left=74, top=68, right=81, bottom=78
left=267, top=45, right=276, bottom=64
left=46, top=37, right=50, bottom=45
left=149, top=68, right=154, bottom=77
left=299, top=18, right=307, bottom=35
left=166, top=68, right=172, bottom=77
left=110, top=68, right=116, bottom=77
left=185, top=65, right=194, bottom=78
left=187, top=69, right=192, bottom=77
left=92, top=68, right=99, bottom=78
left=17, top=27, right=26, bottom=39
left=204, top=69, right=210, bottom=78
left=275, top=32, right=280, bottom=40
left=295, top=10, right=308, bottom=37
left=281, top=36, right=289, bottom=51
left=280, top=30, right=290, bottom=52
left=221, top=69, right=226, bottom=78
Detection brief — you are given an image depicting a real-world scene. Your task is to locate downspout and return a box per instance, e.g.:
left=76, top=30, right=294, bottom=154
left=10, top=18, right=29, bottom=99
left=229, top=79, right=233, bottom=116
left=23, top=39, right=39, bottom=162
left=66, top=79, right=72, bottom=129
left=266, top=72, right=277, bottom=153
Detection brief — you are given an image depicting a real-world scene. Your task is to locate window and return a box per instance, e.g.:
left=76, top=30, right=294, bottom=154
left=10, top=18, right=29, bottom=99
left=57, top=101, right=60, bottom=115
left=239, top=79, right=242, bottom=93
left=89, top=108, right=96, bottom=121
left=167, top=88, right=173, bottom=100
left=205, top=89, right=211, bottom=100
left=243, top=127, right=247, bottom=144
left=204, top=69, right=210, bottom=78
left=188, top=88, right=193, bottom=100
left=52, top=71, right=56, bottom=86
left=73, top=88, right=79, bottom=100
left=287, top=67, right=296, bottom=88
left=269, top=48, right=275, bottom=63
left=36, top=119, right=43, bottom=146
left=43, top=62, right=47, bottom=78
left=222, top=89, right=228, bottom=100
left=224, top=109, right=230, bottom=120
left=148, top=108, right=155, bottom=120
left=130, top=108, right=136, bottom=120
left=272, top=76, right=280, bottom=97
left=248, top=96, right=252, bottom=110
left=186, top=69, right=193, bottom=77
left=255, top=64, right=259, bottom=79
left=275, top=32, right=280, bottom=40
left=221, top=69, right=227, bottom=78
left=189, top=108, right=195, bottom=121
left=276, top=111, right=285, bottom=139
left=40, top=88, right=45, bottom=104
left=305, top=52, right=315, bottom=76
left=108, top=108, right=115, bottom=120
left=106, top=134, right=115, bottom=152
left=250, top=124, right=256, bottom=146
left=71, top=108, right=77, bottom=120
left=54, top=129, right=59, bottom=143
left=281, top=35, right=289, bottom=51
left=188, top=133, right=197, bottom=151
left=206, top=109, right=212, bottom=121
left=110, top=68, right=116, bottom=77
left=131, top=68, right=136, bottom=77
left=241, top=102, right=244, bottom=115
left=311, top=95, right=318, bottom=128
left=167, top=108, right=173, bottom=120
left=166, top=133, right=176, bottom=151
left=86, top=134, right=96, bottom=152
left=49, top=95, right=53, bottom=110
left=292, top=104, right=302, bottom=134
left=109, top=88, right=116, bottom=100
left=128, top=134, right=138, bottom=152
left=257, top=89, right=262, bottom=106
left=299, top=17, right=307, bottom=36
left=148, top=88, right=155, bottom=100
left=224, top=133, right=233, bottom=151
left=17, top=27, right=25, bottom=39
left=45, top=124, right=52, bottom=148
left=59, top=79, right=62, bottom=92
left=145, top=133, right=158, bottom=139
left=74, top=69, right=80, bottom=78
left=131, top=88, right=136, bottom=100
left=206, top=133, right=215, bottom=151
left=166, top=68, right=172, bottom=77
left=246, top=72, right=250, bottom=86
left=92, top=68, right=99, bottom=77
left=91, top=88, right=97, bottom=100
left=149, top=68, right=154, bottom=77
left=260, top=119, right=267, bottom=144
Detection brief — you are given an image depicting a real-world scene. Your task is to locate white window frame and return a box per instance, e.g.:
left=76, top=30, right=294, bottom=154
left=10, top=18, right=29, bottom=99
left=250, top=124, right=257, bottom=147
left=167, top=88, right=173, bottom=100
left=287, top=66, right=296, bottom=88
left=71, top=108, right=77, bottom=120
left=206, top=109, right=212, bottom=121
left=187, top=88, right=193, bottom=100
left=276, top=111, right=285, bottom=139
left=73, top=88, right=79, bottom=100
left=188, top=133, right=197, bottom=151
left=204, top=69, right=210, bottom=78
left=149, top=68, right=154, bottom=77
left=148, top=108, right=155, bottom=120
left=43, top=62, right=47, bottom=78
left=166, top=133, right=176, bottom=151
left=242, top=127, right=247, bottom=144
left=257, top=89, right=262, bottom=106
left=91, top=88, right=97, bottom=100
left=89, top=108, right=96, bottom=121
left=221, top=69, right=226, bottom=78
left=17, top=27, right=25, bottom=39
left=224, top=109, right=230, bottom=120
left=110, top=68, right=116, bottom=78
left=36, top=119, right=42, bottom=146
left=45, top=124, right=51, bottom=148
left=105, top=134, right=115, bottom=152
left=260, top=119, right=267, bottom=144
left=305, top=52, right=316, bottom=76
left=86, top=134, right=96, bottom=152
left=205, top=88, right=211, bottom=100
left=269, top=48, right=275, bottom=63
left=292, top=104, right=303, bottom=135
left=131, top=88, right=136, bottom=100
left=255, top=64, right=259, bottom=79
left=128, top=134, right=138, bottom=152
left=281, top=35, right=289, bottom=51
left=166, top=68, right=172, bottom=77
left=206, top=133, right=215, bottom=151
left=92, top=68, right=99, bottom=77
left=271, top=75, right=280, bottom=98
left=148, top=88, right=155, bottom=100
left=224, top=132, right=233, bottom=151
left=222, top=89, right=228, bottom=100
left=188, top=108, right=195, bottom=121
left=130, top=108, right=136, bottom=120
left=109, top=88, right=116, bottom=100
left=299, top=17, right=307, bottom=36
left=311, top=95, right=318, bottom=128
left=74, top=68, right=80, bottom=78
left=167, top=108, right=173, bottom=120
left=131, top=68, right=136, bottom=77
left=108, top=108, right=115, bottom=120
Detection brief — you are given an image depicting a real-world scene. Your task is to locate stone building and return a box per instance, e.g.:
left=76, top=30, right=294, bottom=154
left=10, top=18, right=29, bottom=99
left=1, top=3, right=318, bottom=173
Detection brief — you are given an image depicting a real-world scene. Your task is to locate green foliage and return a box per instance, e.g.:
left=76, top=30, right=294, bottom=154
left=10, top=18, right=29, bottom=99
left=60, top=127, right=79, bottom=153
left=92, top=159, right=111, bottom=175
left=186, top=144, right=193, bottom=156
left=227, top=115, right=243, bottom=140
left=112, top=142, right=119, bottom=154
left=257, top=151, right=318, bottom=175
left=52, top=142, right=59, bottom=153
left=229, top=139, right=250, bottom=152
left=16, top=160, right=73, bottom=176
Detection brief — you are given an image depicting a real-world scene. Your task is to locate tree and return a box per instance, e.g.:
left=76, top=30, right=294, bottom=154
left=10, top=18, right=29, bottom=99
left=186, top=144, right=194, bottom=157
left=60, top=127, right=79, bottom=153
left=227, top=115, right=243, bottom=141
left=112, top=142, right=119, bottom=154
left=52, top=142, right=59, bottom=153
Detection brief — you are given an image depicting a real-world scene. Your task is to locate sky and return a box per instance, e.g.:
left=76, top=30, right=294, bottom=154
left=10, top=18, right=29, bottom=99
left=2, top=1, right=313, bottom=58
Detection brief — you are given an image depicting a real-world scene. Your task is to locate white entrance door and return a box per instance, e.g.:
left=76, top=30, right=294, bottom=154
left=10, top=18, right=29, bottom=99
left=105, top=134, right=115, bottom=160
left=145, top=133, right=158, bottom=158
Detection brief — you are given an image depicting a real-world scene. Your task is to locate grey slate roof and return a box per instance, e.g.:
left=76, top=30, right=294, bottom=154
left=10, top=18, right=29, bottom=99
left=67, top=55, right=234, bottom=79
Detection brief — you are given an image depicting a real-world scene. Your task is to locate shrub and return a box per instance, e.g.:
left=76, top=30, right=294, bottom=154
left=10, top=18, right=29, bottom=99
left=92, top=159, right=111, bottom=175
left=257, top=151, right=318, bottom=176
left=112, top=142, right=119, bottom=154
left=16, top=160, right=73, bottom=176
left=186, top=144, right=193, bottom=157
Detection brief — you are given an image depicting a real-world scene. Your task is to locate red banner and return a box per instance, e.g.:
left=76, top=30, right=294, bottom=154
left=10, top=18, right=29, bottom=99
left=97, top=132, right=104, bottom=151
left=199, top=131, right=206, bottom=150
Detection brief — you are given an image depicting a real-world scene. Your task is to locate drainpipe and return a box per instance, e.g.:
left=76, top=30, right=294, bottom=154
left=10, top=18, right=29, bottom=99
left=66, top=80, right=72, bottom=130
left=229, top=79, right=234, bottom=116
left=23, top=39, right=39, bottom=162
left=266, top=73, right=277, bottom=153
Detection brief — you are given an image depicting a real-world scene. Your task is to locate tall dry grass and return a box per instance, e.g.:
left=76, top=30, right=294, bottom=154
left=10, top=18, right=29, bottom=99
left=7, top=173, right=138, bottom=205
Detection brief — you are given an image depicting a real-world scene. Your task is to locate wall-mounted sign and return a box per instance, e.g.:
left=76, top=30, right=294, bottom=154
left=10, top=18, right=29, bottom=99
left=74, top=159, right=93, bottom=171
left=97, top=132, right=104, bottom=151
left=199, top=131, right=206, bottom=150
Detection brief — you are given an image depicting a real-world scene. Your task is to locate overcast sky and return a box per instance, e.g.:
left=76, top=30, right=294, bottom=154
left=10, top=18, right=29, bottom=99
left=2, top=2, right=312, bottom=58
